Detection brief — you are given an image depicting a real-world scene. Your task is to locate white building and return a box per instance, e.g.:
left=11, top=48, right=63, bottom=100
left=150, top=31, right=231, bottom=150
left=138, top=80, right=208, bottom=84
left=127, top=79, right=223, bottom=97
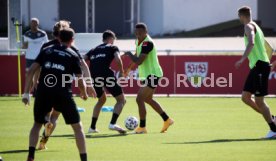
left=14, top=0, right=276, bottom=36
left=141, top=0, right=257, bottom=35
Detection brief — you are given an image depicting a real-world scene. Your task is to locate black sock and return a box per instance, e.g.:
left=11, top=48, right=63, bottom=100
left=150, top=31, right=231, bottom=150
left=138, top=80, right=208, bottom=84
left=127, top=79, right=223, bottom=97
left=110, top=113, right=119, bottom=125
left=80, top=153, right=87, bottom=161
left=160, top=112, right=169, bottom=121
left=140, top=120, right=146, bottom=128
left=268, top=122, right=276, bottom=132
left=28, top=146, right=35, bottom=159
left=90, top=117, right=98, bottom=129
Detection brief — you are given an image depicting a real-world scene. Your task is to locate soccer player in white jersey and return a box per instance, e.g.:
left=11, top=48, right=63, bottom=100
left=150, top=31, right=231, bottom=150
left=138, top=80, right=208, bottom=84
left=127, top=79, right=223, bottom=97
left=22, top=18, right=48, bottom=93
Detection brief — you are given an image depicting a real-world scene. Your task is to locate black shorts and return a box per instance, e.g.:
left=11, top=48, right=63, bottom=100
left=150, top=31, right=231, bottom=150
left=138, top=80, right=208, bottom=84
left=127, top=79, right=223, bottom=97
left=34, top=91, right=80, bottom=124
left=26, top=59, right=35, bottom=68
left=243, top=60, right=270, bottom=97
left=141, top=75, right=160, bottom=89
left=92, top=71, right=123, bottom=98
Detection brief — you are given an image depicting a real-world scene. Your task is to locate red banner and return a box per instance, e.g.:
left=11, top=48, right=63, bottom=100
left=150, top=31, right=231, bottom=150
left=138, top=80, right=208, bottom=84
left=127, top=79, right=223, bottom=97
left=0, top=55, right=275, bottom=95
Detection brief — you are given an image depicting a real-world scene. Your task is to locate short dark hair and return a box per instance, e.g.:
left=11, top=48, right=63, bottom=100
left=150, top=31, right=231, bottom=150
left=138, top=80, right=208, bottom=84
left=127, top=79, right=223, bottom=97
left=53, top=20, right=71, bottom=37
left=103, top=30, right=116, bottom=41
left=135, top=23, right=148, bottom=31
left=238, top=6, right=251, bottom=17
left=59, top=28, right=75, bottom=43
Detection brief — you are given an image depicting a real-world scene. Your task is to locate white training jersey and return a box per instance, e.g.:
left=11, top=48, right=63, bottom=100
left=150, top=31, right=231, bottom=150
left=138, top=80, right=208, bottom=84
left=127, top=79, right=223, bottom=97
left=23, top=29, right=48, bottom=60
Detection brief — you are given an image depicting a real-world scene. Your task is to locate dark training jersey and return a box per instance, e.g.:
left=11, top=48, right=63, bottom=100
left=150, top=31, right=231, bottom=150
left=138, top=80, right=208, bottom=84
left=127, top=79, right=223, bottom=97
left=41, top=39, right=83, bottom=60
left=41, top=39, right=60, bottom=50
left=35, top=44, right=82, bottom=93
left=140, top=41, right=154, bottom=55
left=85, top=43, right=119, bottom=76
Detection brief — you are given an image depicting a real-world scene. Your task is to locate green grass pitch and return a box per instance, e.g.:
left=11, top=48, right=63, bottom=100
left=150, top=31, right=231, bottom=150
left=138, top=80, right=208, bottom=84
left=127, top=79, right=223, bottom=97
left=0, top=97, right=276, bottom=161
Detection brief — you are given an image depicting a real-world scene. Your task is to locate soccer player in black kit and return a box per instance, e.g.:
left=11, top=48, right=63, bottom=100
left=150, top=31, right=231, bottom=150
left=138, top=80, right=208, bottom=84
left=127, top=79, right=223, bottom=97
left=83, top=30, right=127, bottom=134
left=37, top=20, right=96, bottom=150
left=22, top=28, right=88, bottom=161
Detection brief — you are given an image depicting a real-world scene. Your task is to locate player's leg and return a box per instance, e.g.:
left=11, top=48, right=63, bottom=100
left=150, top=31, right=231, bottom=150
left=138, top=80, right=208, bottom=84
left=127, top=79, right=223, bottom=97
left=27, top=122, right=43, bottom=161
left=106, top=80, right=126, bottom=133
left=28, top=94, right=52, bottom=160
left=144, top=89, right=174, bottom=133
left=44, top=109, right=60, bottom=137
left=48, top=109, right=60, bottom=135
left=255, top=62, right=276, bottom=138
left=38, top=110, right=52, bottom=150
left=112, top=94, right=126, bottom=118
left=134, top=86, right=152, bottom=134
left=255, top=97, right=274, bottom=123
left=144, top=88, right=165, bottom=114
left=89, top=89, right=106, bottom=133
left=41, top=111, right=53, bottom=138
left=241, top=91, right=262, bottom=114
left=71, top=122, right=87, bottom=161
left=38, top=109, right=60, bottom=150
left=255, top=97, right=276, bottom=138
left=251, top=61, right=276, bottom=138
left=58, top=96, right=87, bottom=161
left=108, top=94, right=126, bottom=133
left=242, top=68, right=262, bottom=114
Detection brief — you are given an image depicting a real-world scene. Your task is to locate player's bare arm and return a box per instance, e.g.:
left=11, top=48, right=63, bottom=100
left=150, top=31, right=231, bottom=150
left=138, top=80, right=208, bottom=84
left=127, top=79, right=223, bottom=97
left=22, top=62, right=40, bottom=105
left=123, top=52, right=137, bottom=76
left=80, top=58, right=96, bottom=98
left=76, top=73, right=88, bottom=100
left=271, top=61, right=276, bottom=71
left=80, top=59, right=91, bottom=78
left=124, top=62, right=135, bottom=77
left=235, top=24, right=255, bottom=69
left=124, top=51, right=147, bottom=65
left=114, top=51, right=124, bottom=77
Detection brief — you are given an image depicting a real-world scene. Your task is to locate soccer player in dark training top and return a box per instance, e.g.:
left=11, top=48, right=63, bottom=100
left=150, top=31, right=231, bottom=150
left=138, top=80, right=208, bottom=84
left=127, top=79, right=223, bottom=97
left=235, top=6, right=276, bottom=138
left=83, top=30, right=127, bottom=134
left=22, top=28, right=89, bottom=161
left=37, top=20, right=96, bottom=150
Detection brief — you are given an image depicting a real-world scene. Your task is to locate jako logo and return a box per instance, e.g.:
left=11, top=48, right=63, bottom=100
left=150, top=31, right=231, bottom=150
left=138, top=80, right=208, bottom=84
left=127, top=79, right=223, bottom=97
left=44, top=62, right=65, bottom=71
left=45, top=62, right=51, bottom=69
left=51, top=63, right=65, bottom=71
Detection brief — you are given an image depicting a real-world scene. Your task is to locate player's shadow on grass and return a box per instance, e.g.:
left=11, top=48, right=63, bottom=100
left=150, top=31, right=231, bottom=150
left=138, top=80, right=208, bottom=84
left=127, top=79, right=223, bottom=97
left=51, top=133, right=126, bottom=139
left=0, top=149, right=58, bottom=154
left=0, top=98, right=21, bottom=101
left=165, top=138, right=276, bottom=144
left=0, top=149, right=28, bottom=154
left=51, top=134, right=75, bottom=138
left=86, top=134, right=127, bottom=139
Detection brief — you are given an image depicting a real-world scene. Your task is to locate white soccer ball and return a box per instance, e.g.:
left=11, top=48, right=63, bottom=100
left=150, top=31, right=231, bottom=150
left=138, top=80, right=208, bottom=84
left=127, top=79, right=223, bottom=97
left=124, top=116, right=138, bottom=130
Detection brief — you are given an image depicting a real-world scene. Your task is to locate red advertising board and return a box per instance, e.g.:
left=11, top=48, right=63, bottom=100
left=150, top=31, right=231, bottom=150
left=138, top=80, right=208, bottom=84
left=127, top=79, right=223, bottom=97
left=0, top=55, right=275, bottom=95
